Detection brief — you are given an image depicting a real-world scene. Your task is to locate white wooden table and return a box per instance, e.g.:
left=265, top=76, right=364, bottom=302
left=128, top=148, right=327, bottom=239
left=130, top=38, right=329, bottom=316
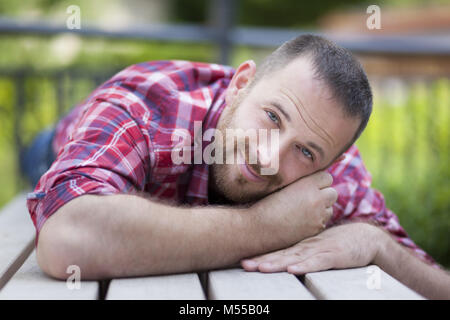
left=0, top=194, right=424, bottom=300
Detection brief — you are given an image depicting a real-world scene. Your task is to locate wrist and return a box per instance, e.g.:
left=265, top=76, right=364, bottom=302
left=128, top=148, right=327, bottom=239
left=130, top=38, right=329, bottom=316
left=371, top=225, right=392, bottom=266
left=244, top=202, right=282, bottom=252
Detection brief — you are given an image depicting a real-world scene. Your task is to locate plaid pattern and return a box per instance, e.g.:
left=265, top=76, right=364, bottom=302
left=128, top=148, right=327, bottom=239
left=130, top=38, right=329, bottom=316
left=27, top=60, right=437, bottom=266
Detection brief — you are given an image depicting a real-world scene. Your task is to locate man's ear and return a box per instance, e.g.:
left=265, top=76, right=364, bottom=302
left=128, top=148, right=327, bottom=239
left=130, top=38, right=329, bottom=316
left=225, top=60, right=256, bottom=106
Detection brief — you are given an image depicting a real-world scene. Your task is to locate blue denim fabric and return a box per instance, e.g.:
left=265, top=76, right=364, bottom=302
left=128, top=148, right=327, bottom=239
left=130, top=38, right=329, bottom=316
left=20, top=128, right=56, bottom=188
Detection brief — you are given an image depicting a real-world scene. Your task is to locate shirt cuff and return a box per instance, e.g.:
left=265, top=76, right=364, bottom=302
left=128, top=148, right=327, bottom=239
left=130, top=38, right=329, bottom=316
left=27, top=176, right=120, bottom=243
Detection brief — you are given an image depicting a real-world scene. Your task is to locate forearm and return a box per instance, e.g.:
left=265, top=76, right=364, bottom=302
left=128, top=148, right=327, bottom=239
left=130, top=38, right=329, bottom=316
left=37, top=193, right=273, bottom=280
left=374, top=229, right=450, bottom=299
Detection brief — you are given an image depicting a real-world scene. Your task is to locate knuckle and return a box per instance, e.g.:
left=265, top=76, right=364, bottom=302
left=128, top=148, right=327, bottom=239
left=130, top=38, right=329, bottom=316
left=314, top=171, right=333, bottom=187
left=314, top=221, right=326, bottom=233
left=325, top=207, right=332, bottom=217
left=330, top=187, right=338, bottom=198
left=330, top=188, right=338, bottom=203
left=321, top=187, right=337, bottom=204
left=316, top=171, right=325, bottom=180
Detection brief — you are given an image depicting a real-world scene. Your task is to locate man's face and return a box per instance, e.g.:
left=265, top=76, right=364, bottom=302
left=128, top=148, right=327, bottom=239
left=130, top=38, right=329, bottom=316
left=209, top=56, right=360, bottom=204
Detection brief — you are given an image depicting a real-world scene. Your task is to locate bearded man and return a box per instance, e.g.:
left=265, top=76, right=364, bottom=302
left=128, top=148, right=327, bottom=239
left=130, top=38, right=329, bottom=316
left=24, top=35, right=450, bottom=299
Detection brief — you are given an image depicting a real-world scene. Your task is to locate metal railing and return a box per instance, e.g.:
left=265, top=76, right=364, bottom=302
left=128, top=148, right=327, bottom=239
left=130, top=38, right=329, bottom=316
left=1, top=0, right=450, bottom=66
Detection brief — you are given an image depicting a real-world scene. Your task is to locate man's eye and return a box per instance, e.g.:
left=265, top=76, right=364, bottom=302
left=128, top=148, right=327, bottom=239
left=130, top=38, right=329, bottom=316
left=299, top=147, right=313, bottom=159
left=266, top=111, right=279, bottom=124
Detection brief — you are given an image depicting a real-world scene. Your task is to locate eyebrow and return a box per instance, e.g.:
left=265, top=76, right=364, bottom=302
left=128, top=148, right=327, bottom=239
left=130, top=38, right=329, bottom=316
left=271, top=101, right=291, bottom=122
left=269, top=101, right=325, bottom=160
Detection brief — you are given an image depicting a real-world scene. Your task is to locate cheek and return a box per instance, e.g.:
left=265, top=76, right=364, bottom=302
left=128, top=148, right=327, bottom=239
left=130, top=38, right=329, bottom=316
left=278, top=156, right=316, bottom=185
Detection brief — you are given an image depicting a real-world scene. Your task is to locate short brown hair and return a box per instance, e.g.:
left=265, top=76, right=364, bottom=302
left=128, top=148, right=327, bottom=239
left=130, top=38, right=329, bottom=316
left=251, top=34, right=373, bottom=147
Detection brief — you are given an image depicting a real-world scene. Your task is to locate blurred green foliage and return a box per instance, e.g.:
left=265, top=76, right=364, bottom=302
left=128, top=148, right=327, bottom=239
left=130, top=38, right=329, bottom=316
left=357, top=79, right=449, bottom=267
left=0, top=34, right=216, bottom=203
left=172, top=0, right=372, bottom=27
left=171, top=0, right=450, bottom=27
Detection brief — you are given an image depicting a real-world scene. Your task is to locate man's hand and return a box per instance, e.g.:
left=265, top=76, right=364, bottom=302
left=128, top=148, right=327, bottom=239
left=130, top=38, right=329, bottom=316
left=250, top=170, right=337, bottom=248
left=241, top=222, right=383, bottom=274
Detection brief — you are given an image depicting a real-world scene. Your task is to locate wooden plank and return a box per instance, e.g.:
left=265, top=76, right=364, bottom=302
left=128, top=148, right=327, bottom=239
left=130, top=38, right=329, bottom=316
left=208, top=268, right=315, bottom=300
left=0, top=193, right=36, bottom=289
left=304, top=266, right=425, bottom=300
left=106, top=273, right=206, bottom=300
left=0, top=250, right=99, bottom=300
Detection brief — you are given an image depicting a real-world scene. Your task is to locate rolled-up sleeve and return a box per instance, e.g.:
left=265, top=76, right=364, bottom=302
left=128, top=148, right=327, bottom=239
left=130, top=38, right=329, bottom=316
left=329, top=145, right=438, bottom=267
left=27, top=100, right=151, bottom=238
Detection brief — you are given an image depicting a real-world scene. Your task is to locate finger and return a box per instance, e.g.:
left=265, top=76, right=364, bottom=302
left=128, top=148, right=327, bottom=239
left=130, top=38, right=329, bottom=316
left=320, top=207, right=334, bottom=227
left=314, top=171, right=333, bottom=189
left=321, top=187, right=338, bottom=207
left=241, top=251, right=287, bottom=271
left=287, top=253, right=334, bottom=275
left=257, top=255, right=306, bottom=273
left=241, top=260, right=259, bottom=271
left=241, top=246, right=304, bottom=271
left=257, top=246, right=319, bottom=273
left=253, top=244, right=319, bottom=273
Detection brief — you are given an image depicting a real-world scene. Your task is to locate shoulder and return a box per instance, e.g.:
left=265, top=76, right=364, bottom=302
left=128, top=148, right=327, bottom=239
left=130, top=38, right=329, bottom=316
left=109, top=60, right=235, bottom=90
left=88, top=60, right=233, bottom=116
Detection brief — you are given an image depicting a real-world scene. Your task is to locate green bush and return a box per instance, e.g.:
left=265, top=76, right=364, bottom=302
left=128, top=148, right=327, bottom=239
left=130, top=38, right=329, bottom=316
left=356, top=79, right=449, bottom=267
left=0, top=35, right=215, bottom=204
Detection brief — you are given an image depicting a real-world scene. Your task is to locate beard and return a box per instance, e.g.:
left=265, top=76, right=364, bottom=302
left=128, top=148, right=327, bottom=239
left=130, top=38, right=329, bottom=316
left=208, top=90, right=282, bottom=205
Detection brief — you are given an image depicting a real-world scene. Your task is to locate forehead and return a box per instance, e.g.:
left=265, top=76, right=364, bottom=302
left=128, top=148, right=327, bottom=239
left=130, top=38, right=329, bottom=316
left=254, top=56, right=338, bottom=122
left=265, top=56, right=328, bottom=99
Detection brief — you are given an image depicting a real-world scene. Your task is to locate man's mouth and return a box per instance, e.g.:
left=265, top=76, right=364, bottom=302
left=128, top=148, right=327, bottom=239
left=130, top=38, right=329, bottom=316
left=237, top=150, right=266, bottom=183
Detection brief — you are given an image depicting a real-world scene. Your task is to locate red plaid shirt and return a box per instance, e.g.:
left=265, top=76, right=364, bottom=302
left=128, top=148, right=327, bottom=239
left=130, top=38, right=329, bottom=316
left=27, top=60, right=436, bottom=266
